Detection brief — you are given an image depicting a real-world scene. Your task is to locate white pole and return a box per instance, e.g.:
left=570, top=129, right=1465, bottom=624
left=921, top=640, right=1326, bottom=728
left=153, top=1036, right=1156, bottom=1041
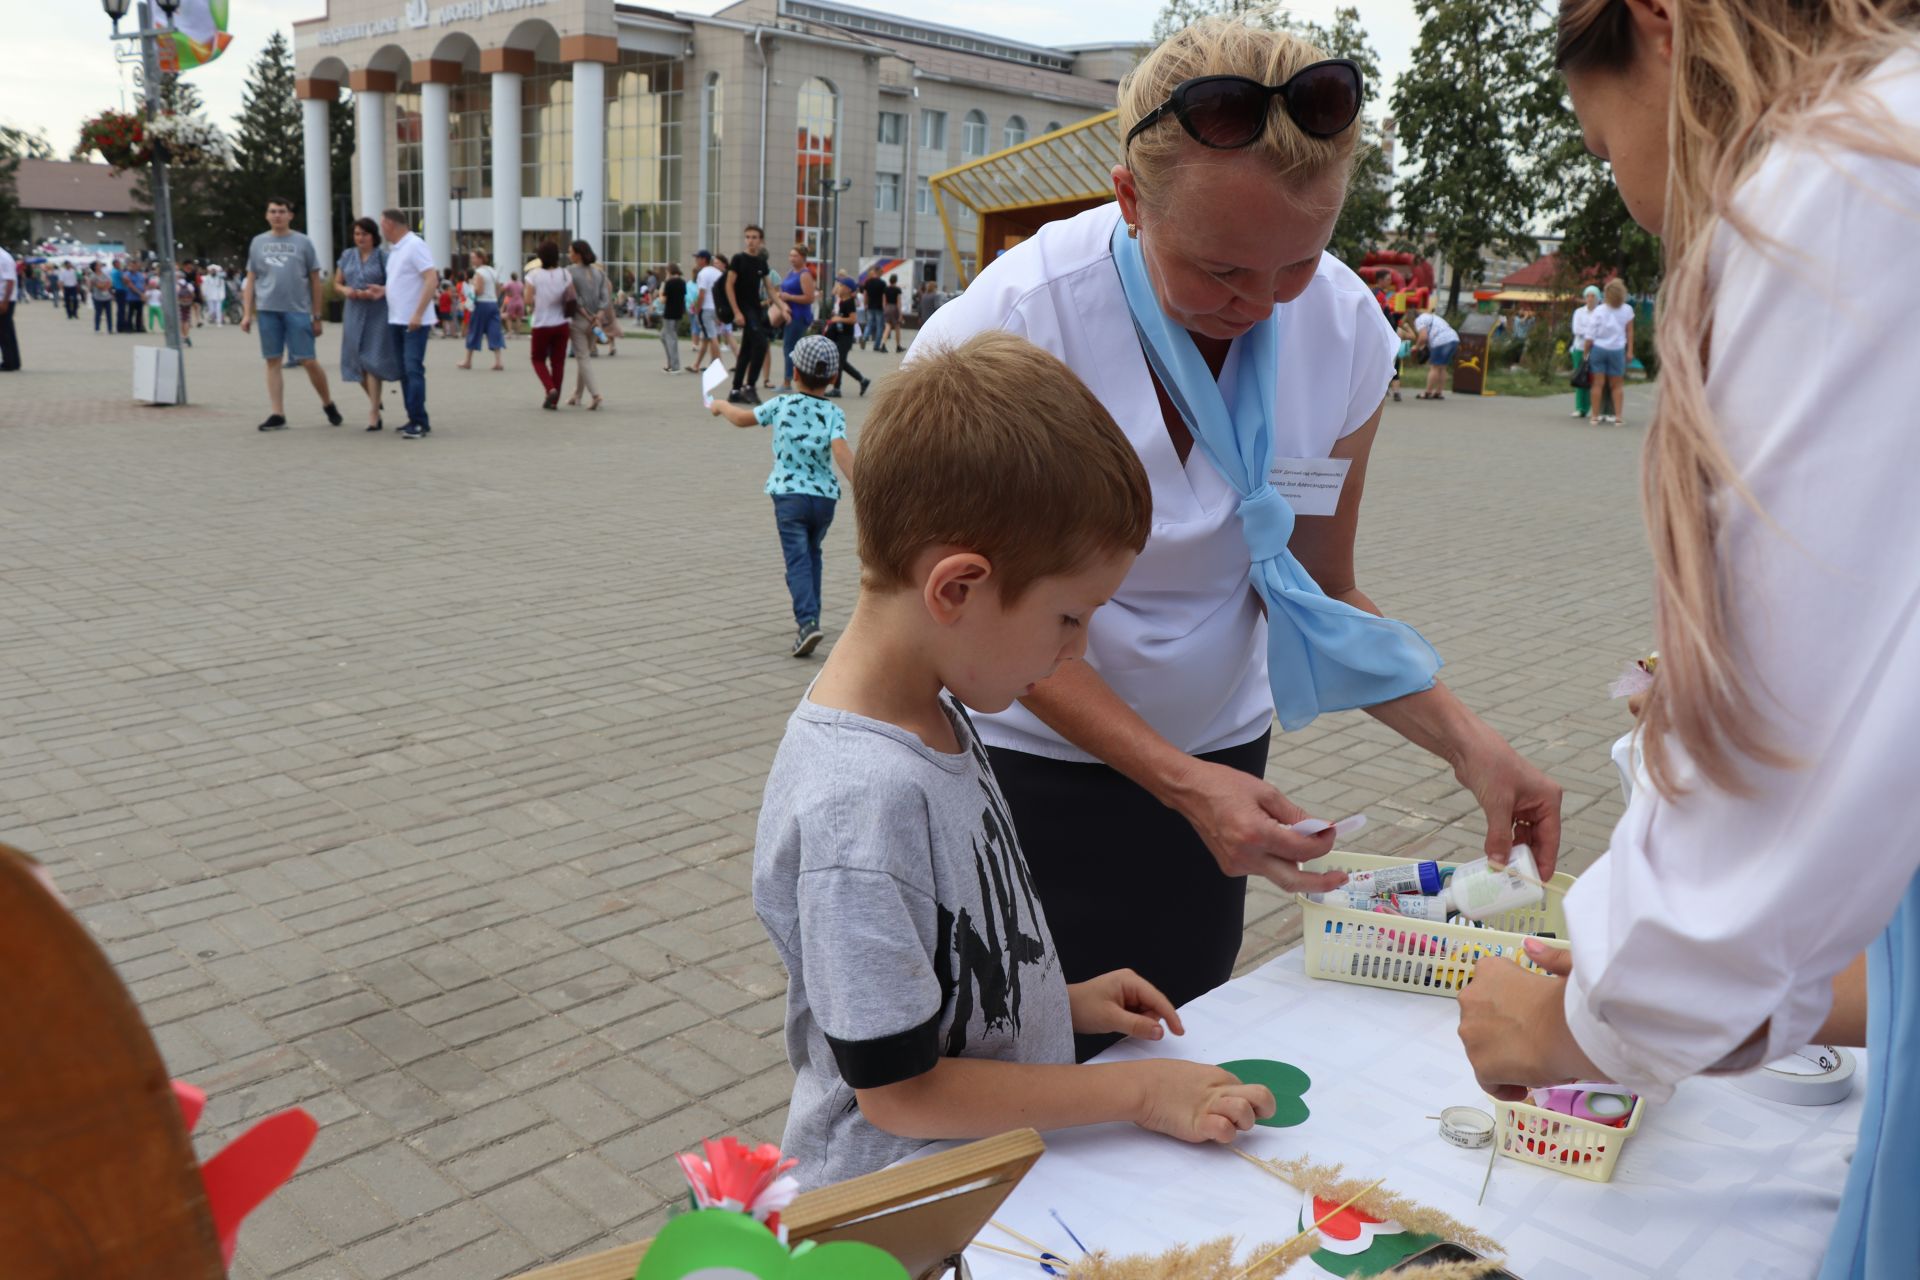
left=357, top=90, right=389, bottom=214
left=490, top=69, right=522, bottom=269
left=570, top=58, right=606, bottom=254
left=421, top=80, right=452, bottom=269
left=301, top=96, right=334, bottom=273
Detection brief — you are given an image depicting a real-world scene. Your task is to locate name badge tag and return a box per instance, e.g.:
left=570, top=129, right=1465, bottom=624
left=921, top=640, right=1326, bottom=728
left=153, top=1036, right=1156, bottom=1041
left=1267, top=457, right=1352, bottom=517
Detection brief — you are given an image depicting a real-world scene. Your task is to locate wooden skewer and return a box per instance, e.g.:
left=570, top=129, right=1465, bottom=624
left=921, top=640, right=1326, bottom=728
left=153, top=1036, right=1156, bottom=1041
left=1232, top=1176, right=1388, bottom=1280
left=971, top=1239, right=1049, bottom=1265
left=1231, top=1145, right=1290, bottom=1183
left=989, top=1219, right=1058, bottom=1256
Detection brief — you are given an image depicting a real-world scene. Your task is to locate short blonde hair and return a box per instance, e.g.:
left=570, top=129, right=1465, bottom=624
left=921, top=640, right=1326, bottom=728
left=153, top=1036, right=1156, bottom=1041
left=1119, top=16, right=1358, bottom=201
left=856, top=332, right=1153, bottom=603
left=1603, top=277, right=1628, bottom=307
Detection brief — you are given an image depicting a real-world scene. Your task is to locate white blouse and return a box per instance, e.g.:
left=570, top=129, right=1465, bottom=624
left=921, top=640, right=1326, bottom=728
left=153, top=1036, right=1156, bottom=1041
left=1588, top=301, right=1634, bottom=351
left=1562, top=49, right=1920, bottom=1102
left=912, top=202, right=1398, bottom=760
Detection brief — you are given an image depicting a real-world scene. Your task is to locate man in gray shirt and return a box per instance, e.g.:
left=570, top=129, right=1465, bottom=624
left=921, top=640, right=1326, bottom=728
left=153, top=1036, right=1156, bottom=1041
left=241, top=196, right=340, bottom=432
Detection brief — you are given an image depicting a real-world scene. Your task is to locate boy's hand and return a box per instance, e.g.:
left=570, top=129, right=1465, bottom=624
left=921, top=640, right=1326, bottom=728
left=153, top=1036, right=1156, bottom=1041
left=1069, top=969, right=1183, bottom=1040
left=1131, top=1060, right=1275, bottom=1144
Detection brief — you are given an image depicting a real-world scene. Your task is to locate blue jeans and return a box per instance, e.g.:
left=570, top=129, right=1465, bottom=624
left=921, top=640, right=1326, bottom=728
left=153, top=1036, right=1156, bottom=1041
left=465, top=300, right=504, bottom=351
left=93, top=299, right=113, bottom=331
left=864, top=308, right=884, bottom=346
left=772, top=493, right=835, bottom=627
left=781, top=315, right=811, bottom=384
left=392, top=324, right=431, bottom=427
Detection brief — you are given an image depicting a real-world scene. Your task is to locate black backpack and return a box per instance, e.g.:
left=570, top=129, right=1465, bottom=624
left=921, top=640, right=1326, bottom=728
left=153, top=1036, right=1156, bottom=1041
left=713, top=270, right=735, bottom=325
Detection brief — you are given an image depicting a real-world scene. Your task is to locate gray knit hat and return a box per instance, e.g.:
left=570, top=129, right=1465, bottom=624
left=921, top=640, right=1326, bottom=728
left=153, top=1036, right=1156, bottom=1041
left=791, top=334, right=840, bottom=381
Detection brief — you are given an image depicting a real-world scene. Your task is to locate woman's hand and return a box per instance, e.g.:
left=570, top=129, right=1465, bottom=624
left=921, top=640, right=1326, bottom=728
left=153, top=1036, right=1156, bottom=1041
left=1456, top=939, right=1600, bottom=1101
left=1451, top=728, right=1564, bottom=877
left=1162, top=758, right=1349, bottom=894
left=1068, top=969, right=1184, bottom=1040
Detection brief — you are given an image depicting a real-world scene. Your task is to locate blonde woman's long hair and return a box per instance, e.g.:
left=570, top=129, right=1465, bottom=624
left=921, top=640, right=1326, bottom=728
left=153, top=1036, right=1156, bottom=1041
left=1557, top=0, right=1920, bottom=797
left=1118, top=16, right=1359, bottom=204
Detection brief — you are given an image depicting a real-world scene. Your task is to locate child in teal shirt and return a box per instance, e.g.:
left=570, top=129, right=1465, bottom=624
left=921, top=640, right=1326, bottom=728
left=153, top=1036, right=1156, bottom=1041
left=710, top=334, right=855, bottom=657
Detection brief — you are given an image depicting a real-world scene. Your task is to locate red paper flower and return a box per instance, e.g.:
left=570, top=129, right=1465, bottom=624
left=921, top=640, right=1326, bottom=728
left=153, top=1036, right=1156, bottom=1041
left=675, top=1137, right=801, bottom=1237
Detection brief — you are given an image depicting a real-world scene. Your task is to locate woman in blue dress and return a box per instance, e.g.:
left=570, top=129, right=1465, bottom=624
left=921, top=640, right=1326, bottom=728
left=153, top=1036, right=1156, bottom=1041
left=774, top=245, right=816, bottom=392
left=333, top=217, right=401, bottom=432
left=1456, top=3, right=1920, bottom=1275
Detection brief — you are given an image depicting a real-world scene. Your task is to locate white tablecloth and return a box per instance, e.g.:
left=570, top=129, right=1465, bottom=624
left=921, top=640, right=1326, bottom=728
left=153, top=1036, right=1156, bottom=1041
left=958, top=951, right=1864, bottom=1279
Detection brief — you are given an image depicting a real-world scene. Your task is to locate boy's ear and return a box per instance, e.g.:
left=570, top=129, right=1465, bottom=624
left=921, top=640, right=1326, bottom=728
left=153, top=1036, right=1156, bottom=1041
left=922, top=552, right=994, bottom=625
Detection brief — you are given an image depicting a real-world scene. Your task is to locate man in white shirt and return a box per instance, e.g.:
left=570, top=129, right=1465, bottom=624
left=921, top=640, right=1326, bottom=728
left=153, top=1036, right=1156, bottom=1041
left=378, top=209, right=439, bottom=439
left=0, top=244, right=20, bottom=372
left=202, top=266, right=228, bottom=326
left=1411, top=309, right=1459, bottom=400
left=457, top=247, right=504, bottom=372
left=689, top=248, right=725, bottom=374
left=57, top=262, right=81, bottom=320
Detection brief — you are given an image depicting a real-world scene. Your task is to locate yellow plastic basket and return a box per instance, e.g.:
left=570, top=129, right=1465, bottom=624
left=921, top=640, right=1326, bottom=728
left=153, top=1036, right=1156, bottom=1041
left=1297, top=852, right=1576, bottom=997
left=1494, top=1091, right=1642, bottom=1183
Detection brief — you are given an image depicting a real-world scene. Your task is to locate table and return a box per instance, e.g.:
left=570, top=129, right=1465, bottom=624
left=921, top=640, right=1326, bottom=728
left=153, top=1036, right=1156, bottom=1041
left=957, top=951, right=1863, bottom=1279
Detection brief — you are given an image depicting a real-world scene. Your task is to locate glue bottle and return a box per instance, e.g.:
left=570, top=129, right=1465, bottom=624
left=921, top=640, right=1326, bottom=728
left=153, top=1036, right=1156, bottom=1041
left=1439, top=844, right=1544, bottom=921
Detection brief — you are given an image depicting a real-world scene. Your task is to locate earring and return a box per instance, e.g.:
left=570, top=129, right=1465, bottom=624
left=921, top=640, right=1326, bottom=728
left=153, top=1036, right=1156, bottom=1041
left=1127, top=223, right=1139, bottom=239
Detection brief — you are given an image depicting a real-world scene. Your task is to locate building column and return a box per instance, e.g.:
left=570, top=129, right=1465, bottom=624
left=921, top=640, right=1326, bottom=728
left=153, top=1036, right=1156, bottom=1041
left=296, top=79, right=338, bottom=273
left=561, top=36, right=617, bottom=255
left=349, top=69, right=396, bottom=214
left=414, top=60, right=463, bottom=270
left=481, top=47, right=534, bottom=270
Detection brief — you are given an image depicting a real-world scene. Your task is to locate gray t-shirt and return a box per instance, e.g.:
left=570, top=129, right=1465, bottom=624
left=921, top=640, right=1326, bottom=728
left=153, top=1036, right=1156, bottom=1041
left=246, top=231, right=319, bottom=314
left=754, top=694, right=1074, bottom=1188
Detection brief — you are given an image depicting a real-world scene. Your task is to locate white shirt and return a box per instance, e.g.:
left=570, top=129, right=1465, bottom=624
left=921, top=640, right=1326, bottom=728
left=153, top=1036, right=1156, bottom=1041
left=912, top=202, right=1398, bottom=760
left=203, top=274, right=226, bottom=301
left=1570, top=302, right=1597, bottom=342
left=1562, top=49, right=1920, bottom=1103
left=0, top=246, right=16, bottom=301
left=382, top=232, right=435, bottom=325
left=57, top=268, right=78, bottom=288
left=1413, top=311, right=1457, bottom=348
left=1588, top=301, right=1633, bottom=350
left=526, top=267, right=571, bottom=329
left=695, top=263, right=722, bottom=311
left=472, top=264, right=498, bottom=303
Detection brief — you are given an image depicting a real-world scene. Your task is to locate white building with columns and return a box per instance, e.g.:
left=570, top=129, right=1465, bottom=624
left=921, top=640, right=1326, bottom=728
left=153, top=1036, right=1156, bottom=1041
left=293, top=0, right=1139, bottom=293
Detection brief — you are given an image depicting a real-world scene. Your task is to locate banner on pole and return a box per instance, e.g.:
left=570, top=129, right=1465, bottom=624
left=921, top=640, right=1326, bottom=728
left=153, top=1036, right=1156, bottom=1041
left=157, top=0, right=233, bottom=73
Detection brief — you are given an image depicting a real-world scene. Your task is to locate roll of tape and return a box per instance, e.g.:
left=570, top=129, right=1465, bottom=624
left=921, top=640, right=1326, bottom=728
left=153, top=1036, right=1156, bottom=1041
left=1733, top=1045, right=1857, bottom=1106
left=1438, top=1105, right=1494, bottom=1148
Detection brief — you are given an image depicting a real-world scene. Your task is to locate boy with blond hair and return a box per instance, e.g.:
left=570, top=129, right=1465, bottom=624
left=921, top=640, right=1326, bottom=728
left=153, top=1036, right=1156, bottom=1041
left=754, top=331, right=1276, bottom=1187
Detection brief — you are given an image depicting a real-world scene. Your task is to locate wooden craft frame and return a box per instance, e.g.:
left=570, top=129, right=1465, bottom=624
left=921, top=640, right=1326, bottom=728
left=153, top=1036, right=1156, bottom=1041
left=515, top=1128, right=1046, bottom=1280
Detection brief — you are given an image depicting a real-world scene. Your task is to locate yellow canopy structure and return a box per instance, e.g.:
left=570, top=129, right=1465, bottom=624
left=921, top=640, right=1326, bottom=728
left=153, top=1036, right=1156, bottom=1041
left=929, top=111, right=1123, bottom=288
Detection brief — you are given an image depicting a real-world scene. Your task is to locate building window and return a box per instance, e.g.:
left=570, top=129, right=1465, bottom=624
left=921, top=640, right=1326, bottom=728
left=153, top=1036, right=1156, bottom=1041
left=603, top=51, right=684, bottom=297
left=1046, top=120, right=1063, bottom=135
left=875, top=172, right=901, bottom=213
left=1003, top=115, right=1027, bottom=149
left=919, top=108, right=946, bottom=152
left=521, top=63, right=574, bottom=207
left=450, top=69, right=492, bottom=215
left=961, top=109, right=987, bottom=158
left=394, top=88, right=423, bottom=234
left=793, top=77, right=838, bottom=258
left=913, top=248, right=942, bottom=290
left=877, top=111, right=904, bottom=146
left=702, top=73, right=723, bottom=255
left=914, top=175, right=932, bottom=215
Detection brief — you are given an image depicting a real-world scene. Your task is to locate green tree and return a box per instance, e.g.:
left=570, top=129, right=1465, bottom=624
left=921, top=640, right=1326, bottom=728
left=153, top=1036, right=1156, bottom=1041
left=1287, top=7, right=1392, bottom=267
left=1391, top=0, right=1565, bottom=314
left=217, top=31, right=303, bottom=258
left=1151, top=0, right=1279, bottom=40
left=1, top=125, right=53, bottom=249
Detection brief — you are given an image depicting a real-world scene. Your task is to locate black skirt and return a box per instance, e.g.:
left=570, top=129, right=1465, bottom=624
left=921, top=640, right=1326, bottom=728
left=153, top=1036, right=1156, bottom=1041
left=987, top=732, right=1270, bottom=1061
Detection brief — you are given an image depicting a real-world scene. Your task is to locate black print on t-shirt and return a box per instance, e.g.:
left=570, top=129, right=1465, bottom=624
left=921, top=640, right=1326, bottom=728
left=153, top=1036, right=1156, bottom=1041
left=932, top=736, right=1048, bottom=1057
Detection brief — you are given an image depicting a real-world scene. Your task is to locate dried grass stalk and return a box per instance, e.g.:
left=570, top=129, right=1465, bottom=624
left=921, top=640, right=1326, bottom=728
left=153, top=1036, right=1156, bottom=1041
left=1063, top=1233, right=1320, bottom=1279
left=1248, top=1153, right=1507, bottom=1259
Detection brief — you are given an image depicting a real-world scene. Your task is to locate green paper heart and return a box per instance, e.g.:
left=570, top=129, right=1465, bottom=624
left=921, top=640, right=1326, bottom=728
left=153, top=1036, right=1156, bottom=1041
left=1219, top=1058, right=1313, bottom=1128
left=635, top=1209, right=909, bottom=1280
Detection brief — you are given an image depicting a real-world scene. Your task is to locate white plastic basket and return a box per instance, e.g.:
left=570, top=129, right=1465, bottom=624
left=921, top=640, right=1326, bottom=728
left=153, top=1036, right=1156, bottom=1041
left=1495, top=1091, right=1643, bottom=1183
left=1297, top=851, right=1576, bottom=997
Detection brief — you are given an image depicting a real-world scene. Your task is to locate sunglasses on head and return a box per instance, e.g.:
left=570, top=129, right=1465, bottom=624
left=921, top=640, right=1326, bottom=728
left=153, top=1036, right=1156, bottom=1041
left=1125, top=60, right=1365, bottom=152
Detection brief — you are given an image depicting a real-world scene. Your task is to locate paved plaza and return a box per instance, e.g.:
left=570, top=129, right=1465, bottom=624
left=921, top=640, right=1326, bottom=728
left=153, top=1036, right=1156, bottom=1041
left=2, top=302, right=1652, bottom=1278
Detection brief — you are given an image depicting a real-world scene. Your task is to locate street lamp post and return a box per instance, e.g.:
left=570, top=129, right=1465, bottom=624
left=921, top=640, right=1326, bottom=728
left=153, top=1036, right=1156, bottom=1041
left=452, top=185, right=466, bottom=265
left=819, top=176, right=852, bottom=289
left=103, top=0, right=187, bottom=405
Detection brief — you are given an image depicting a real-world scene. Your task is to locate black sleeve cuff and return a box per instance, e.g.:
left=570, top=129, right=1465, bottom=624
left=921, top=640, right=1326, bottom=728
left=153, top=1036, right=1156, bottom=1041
left=826, top=1009, right=942, bottom=1089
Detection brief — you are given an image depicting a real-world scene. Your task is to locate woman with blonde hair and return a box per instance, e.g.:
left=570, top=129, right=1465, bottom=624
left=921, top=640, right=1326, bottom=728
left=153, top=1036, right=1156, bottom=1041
left=912, top=15, right=1563, bottom=1051
left=1456, top=2, right=1920, bottom=1270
